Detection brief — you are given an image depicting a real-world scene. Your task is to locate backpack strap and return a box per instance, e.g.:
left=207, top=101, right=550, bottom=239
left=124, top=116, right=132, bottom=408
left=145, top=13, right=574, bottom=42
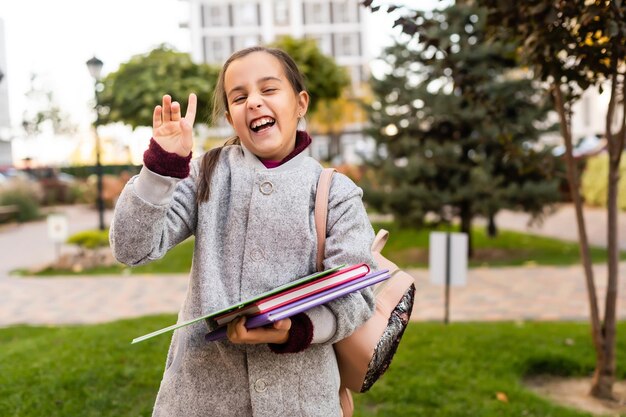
left=315, top=168, right=336, bottom=272
left=371, top=229, right=389, bottom=254
left=371, top=229, right=400, bottom=276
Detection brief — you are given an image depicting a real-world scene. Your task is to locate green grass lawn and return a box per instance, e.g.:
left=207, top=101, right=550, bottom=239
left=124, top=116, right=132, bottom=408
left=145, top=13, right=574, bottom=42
left=30, top=238, right=197, bottom=276
left=373, top=222, right=626, bottom=268
left=24, top=222, right=626, bottom=277
left=1, top=318, right=624, bottom=416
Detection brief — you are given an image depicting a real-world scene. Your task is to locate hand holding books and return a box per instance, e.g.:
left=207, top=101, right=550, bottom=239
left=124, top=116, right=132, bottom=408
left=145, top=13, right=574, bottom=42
left=204, top=267, right=391, bottom=342
left=226, top=316, right=291, bottom=345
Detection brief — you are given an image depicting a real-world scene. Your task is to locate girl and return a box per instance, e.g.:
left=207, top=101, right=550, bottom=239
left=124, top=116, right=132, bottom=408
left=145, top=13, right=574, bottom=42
left=110, top=46, right=376, bottom=417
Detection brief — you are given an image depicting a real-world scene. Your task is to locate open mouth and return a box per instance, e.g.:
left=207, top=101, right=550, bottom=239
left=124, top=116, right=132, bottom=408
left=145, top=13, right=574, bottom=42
left=250, top=117, right=276, bottom=133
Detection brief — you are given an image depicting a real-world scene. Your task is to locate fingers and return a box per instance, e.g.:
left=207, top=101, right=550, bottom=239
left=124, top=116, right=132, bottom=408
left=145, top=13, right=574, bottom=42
left=184, top=93, right=197, bottom=126
left=161, top=95, right=181, bottom=121
left=159, top=94, right=192, bottom=124
left=161, top=95, right=172, bottom=122
left=226, top=317, right=291, bottom=344
left=153, top=105, right=162, bottom=129
left=171, top=101, right=181, bottom=121
left=227, top=317, right=250, bottom=343
left=273, top=318, right=292, bottom=331
left=180, top=119, right=194, bottom=155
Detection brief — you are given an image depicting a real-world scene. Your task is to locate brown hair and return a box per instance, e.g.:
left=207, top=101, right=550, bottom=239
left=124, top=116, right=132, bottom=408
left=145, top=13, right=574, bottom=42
left=196, top=46, right=307, bottom=203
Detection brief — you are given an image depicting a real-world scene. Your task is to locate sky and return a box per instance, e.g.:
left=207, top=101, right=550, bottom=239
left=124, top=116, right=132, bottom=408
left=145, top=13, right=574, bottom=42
left=1, top=0, right=191, bottom=131
left=0, top=0, right=434, bottom=165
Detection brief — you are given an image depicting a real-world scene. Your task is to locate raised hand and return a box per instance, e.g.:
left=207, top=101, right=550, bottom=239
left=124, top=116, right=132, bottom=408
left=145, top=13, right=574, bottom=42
left=152, top=93, right=197, bottom=157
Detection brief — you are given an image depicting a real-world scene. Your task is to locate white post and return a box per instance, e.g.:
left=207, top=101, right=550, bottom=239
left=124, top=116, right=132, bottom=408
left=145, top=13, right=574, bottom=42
left=429, top=232, right=468, bottom=323
left=47, top=213, right=69, bottom=260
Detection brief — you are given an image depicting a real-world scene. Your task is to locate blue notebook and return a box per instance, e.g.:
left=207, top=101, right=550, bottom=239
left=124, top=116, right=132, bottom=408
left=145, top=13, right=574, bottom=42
left=204, top=269, right=391, bottom=342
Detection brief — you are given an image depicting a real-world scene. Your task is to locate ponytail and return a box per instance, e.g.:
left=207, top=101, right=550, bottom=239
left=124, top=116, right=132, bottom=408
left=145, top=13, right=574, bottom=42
left=196, top=136, right=240, bottom=204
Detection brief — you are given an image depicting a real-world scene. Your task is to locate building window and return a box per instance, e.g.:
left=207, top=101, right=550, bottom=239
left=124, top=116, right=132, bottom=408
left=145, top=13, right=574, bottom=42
left=303, top=1, right=330, bottom=25
left=203, top=36, right=231, bottom=63
left=201, top=4, right=229, bottom=27
left=347, top=64, right=368, bottom=90
left=306, top=34, right=332, bottom=56
left=235, top=34, right=261, bottom=50
left=233, top=2, right=259, bottom=26
left=274, top=0, right=290, bottom=26
left=331, top=1, right=358, bottom=23
left=334, top=32, right=360, bottom=56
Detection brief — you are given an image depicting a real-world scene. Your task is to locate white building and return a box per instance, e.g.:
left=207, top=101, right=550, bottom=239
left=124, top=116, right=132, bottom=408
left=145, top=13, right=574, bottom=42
left=0, top=18, right=13, bottom=168
left=545, top=84, right=623, bottom=159
left=183, top=0, right=374, bottom=163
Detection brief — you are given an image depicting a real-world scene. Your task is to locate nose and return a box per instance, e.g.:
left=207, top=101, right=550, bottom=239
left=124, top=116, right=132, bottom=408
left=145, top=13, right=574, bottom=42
left=247, top=93, right=263, bottom=110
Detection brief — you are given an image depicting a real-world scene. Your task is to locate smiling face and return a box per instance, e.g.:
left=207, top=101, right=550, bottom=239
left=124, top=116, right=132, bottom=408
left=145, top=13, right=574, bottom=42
left=224, top=51, right=309, bottom=161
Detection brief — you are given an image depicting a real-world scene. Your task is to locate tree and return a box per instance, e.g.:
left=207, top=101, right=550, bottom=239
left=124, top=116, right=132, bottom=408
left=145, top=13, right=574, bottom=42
left=22, top=73, right=76, bottom=136
left=271, top=36, right=350, bottom=115
left=97, top=45, right=220, bottom=129
left=363, top=4, right=559, bottom=256
left=475, top=0, right=626, bottom=400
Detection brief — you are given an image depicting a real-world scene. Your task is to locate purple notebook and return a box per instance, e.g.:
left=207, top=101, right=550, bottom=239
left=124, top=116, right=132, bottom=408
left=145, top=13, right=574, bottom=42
left=205, top=269, right=391, bottom=342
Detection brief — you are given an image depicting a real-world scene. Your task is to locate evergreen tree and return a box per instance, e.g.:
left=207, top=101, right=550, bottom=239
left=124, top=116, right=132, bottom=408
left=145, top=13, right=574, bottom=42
left=364, top=4, right=559, bottom=256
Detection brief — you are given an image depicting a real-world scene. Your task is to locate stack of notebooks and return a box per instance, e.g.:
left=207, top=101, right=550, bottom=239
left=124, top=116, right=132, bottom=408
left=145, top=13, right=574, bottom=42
left=132, top=263, right=390, bottom=344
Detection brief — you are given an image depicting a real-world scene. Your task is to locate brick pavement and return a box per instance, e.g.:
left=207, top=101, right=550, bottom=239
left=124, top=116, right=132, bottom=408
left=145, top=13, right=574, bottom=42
left=0, top=274, right=189, bottom=326
left=1, top=263, right=624, bottom=327
left=412, top=263, right=626, bottom=322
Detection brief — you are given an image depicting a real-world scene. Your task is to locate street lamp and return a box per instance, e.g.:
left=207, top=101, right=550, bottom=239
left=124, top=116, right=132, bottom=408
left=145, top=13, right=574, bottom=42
left=86, top=56, right=105, bottom=231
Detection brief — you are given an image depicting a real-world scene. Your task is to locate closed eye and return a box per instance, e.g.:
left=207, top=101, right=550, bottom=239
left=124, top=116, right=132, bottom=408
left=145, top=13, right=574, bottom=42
left=233, top=96, right=246, bottom=103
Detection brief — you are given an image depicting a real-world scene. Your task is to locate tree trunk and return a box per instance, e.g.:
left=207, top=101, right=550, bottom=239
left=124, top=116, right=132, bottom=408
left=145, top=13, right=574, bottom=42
left=552, top=84, right=607, bottom=396
left=590, top=148, right=619, bottom=400
left=590, top=66, right=623, bottom=399
left=328, top=131, right=342, bottom=162
left=460, top=202, right=473, bottom=258
left=487, top=212, right=498, bottom=238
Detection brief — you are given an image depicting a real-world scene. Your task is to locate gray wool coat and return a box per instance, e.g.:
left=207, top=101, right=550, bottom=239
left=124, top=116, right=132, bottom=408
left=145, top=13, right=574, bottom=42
left=110, top=144, right=376, bottom=417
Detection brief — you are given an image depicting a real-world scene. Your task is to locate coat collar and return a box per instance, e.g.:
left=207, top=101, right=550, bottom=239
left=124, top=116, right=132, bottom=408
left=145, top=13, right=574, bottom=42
left=240, top=131, right=311, bottom=173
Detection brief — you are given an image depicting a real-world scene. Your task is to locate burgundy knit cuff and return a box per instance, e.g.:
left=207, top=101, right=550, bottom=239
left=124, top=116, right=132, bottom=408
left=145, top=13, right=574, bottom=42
left=268, top=313, right=314, bottom=354
left=143, top=138, right=192, bottom=179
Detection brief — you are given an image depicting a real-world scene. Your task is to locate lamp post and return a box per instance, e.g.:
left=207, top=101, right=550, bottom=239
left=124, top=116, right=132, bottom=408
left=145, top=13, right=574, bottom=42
left=86, top=56, right=105, bottom=231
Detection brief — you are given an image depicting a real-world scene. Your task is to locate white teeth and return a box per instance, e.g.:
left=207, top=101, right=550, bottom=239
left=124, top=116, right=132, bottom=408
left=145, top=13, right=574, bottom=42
left=250, top=117, right=275, bottom=129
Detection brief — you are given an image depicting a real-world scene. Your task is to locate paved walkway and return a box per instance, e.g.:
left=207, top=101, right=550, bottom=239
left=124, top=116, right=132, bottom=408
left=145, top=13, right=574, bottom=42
left=1, top=263, right=625, bottom=327
left=0, top=205, right=115, bottom=276
left=0, top=204, right=624, bottom=327
left=490, top=204, right=626, bottom=250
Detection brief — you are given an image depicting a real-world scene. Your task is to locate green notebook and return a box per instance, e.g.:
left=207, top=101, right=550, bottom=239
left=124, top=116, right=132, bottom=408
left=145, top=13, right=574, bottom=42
left=131, top=264, right=345, bottom=344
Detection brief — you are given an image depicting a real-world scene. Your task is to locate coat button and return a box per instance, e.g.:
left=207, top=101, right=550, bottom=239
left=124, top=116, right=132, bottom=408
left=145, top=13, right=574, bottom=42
left=259, top=181, right=274, bottom=195
left=254, top=378, right=267, bottom=392
left=250, top=247, right=265, bottom=262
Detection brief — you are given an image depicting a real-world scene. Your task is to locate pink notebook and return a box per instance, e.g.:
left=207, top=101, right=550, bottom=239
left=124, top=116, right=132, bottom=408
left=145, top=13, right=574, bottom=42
left=205, top=269, right=391, bottom=342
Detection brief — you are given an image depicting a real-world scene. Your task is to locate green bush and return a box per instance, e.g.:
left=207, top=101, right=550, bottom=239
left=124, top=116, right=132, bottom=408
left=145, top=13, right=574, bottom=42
left=581, top=153, right=626, bottom=210
left=67, top=180, right=96, bottom=205
left=0, top=182, right=41, bottom=222
left=67, top=229, right=110, bottom=249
